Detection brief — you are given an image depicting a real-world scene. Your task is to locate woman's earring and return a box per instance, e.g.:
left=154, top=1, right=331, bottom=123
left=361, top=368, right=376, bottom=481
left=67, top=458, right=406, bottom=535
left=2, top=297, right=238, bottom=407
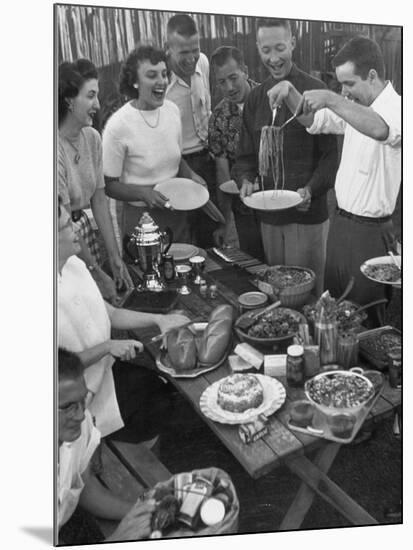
left=133, top=83, right=139, bottom=90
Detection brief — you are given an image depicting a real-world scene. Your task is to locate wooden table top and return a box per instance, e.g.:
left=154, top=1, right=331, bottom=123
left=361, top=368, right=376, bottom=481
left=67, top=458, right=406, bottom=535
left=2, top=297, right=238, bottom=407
left=123, top=249, right=402, bottom=480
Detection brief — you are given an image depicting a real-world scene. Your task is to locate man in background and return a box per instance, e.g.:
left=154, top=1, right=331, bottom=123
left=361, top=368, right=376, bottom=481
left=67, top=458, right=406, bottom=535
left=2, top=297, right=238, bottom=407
left=233, top=19, right=338, bottom=296
left=165, top=13, right=221, bottom=248
left=208, top=46, right=264, bottom=259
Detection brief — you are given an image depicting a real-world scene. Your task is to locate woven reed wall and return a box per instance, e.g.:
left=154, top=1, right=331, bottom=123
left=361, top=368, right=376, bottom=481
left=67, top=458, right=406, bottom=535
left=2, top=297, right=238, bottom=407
left=56, top=4, right=401, bottom=122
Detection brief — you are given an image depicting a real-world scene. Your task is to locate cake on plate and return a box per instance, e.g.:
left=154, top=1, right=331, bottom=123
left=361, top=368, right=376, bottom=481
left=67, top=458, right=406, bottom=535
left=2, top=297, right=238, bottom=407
left=217, top=373, right=264, bottom=413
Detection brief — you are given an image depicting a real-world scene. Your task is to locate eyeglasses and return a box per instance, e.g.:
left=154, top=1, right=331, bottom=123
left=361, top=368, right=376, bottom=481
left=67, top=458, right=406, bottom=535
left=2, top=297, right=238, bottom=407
left=59, top=389, right=94, bottom=418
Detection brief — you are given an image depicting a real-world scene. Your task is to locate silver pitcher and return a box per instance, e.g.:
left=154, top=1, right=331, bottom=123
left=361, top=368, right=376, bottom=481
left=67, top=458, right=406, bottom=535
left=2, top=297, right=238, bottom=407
left=124, top=212, right=173, bottom=291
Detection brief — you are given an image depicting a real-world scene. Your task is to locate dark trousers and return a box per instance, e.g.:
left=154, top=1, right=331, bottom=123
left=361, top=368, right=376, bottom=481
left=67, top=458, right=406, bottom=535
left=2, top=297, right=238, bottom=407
left=184, top=151, right=219, bottom=249
left=233, top=198, right=264, bottom=262
left=109, top=360, right=173, bottom=444
left=58, top=506, right=104, bottom=545
left=325, top=210, right=394, bottom=327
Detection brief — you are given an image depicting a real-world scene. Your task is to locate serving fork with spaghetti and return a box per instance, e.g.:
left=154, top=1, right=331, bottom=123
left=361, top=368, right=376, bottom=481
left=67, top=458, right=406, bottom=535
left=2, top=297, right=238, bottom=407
left=258, top=100, right=304, bottom=201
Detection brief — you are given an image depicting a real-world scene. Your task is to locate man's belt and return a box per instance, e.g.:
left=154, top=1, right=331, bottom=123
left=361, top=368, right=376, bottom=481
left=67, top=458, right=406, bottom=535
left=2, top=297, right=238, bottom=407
left=183, top=148, right=209, bottom=160
left=336, top=207, right=391, bottom=224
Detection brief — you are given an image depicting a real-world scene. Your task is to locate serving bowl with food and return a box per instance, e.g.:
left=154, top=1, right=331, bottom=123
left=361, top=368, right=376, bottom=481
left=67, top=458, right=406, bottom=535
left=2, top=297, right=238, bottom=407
left=358, top=326, right=402, bottom=371
left=234, top=306, right=306, bottom=347
left=255, top=265, right=315, bottom=308
left=304, top=370, right=375, bottom=416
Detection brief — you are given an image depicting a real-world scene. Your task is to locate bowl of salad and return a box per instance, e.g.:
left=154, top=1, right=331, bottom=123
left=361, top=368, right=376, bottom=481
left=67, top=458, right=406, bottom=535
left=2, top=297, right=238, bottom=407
left=256, top=266, right=315, bottom=308
left=235, top=306, right=307, bottom=347
left=304, top=370, right=375, bottom=416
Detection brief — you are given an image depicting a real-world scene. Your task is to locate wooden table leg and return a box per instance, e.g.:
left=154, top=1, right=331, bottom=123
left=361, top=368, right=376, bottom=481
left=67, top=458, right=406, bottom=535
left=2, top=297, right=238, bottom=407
left=284, top=452, right=378, bottom=526
left=279, top=442, right=341, bottom=530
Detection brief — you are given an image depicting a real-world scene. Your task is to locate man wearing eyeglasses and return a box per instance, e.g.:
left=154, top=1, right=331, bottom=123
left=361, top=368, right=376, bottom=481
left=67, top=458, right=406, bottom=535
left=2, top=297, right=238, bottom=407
left=58, top=348, right=156, bottom=544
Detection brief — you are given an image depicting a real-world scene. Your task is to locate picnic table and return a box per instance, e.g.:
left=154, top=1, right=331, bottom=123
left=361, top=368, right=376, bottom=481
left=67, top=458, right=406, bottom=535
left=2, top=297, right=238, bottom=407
left=120, top=247, right=401, bottom=530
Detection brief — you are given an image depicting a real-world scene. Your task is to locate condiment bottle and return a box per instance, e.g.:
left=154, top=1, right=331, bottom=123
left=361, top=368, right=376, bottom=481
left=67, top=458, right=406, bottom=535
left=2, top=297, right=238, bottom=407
left=286, top=344, right=305, bottom=387
left=162, top=254, right=175, bottom=281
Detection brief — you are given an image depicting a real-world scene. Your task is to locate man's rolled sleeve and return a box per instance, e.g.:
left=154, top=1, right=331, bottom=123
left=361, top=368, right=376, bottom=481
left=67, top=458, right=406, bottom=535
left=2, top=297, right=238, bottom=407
left=307, top=108, right=345, bottom=135
left=372, top=105, right=401, bottom=147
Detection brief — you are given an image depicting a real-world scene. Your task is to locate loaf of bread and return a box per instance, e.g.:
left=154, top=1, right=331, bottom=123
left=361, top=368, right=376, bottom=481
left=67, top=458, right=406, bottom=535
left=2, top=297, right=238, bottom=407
left=166, top=327, right=197, bottom=371
left=197, top=305, right=234, bottom=366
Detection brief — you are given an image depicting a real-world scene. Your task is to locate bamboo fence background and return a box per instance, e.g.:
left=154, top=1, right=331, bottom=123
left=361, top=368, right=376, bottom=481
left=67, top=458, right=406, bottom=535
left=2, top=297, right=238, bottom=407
left=55, top=4, right=401, bottom=128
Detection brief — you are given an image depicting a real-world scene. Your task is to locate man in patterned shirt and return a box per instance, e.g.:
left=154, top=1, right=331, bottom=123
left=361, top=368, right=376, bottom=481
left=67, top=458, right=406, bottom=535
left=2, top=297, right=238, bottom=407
left=208, top=46, right=264, bottom=260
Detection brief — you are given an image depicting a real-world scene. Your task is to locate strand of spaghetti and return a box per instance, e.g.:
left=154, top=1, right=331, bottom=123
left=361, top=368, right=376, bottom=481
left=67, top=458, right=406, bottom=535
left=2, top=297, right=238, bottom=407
left=271, top=127, right=281, bottom=198
left=270, top=131, right=278, bottom=198
left=260, top=126, right=270, bottom=177
left=280, top=129, right=285, bottom=191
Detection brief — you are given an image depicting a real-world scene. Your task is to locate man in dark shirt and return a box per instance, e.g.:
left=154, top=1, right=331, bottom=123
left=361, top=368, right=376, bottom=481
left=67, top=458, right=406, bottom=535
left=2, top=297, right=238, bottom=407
left=233, top=19, right=338, bottom=295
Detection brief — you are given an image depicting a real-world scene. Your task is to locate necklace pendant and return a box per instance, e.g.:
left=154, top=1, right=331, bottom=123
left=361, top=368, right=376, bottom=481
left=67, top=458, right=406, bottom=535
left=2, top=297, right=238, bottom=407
left=74, top=153, right=81, bottom=164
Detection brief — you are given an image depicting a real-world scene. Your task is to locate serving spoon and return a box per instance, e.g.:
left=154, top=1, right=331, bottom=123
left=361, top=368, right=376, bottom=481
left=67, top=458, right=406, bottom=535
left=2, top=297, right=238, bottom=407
left=388, top=250, right=401, bottom=270
left=271, top=106, right=278, bottom=126
left=348, top=298, right=388, bottom=319
left=278, top=98, right=304, bottom=130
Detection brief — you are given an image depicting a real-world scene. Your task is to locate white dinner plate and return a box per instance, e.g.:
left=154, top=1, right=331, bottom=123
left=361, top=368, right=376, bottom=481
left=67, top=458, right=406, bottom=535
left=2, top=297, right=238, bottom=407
left=219, top=180, right=239, bottom=195
left=154, top=178, right=209, bottom=210
left=242, top=190, right=302, bottom=211
left=360, top=255, right=401, bottom=287
left=199, top=374, right=286, bottom=425
left=168, top=243, right=199, bottom=262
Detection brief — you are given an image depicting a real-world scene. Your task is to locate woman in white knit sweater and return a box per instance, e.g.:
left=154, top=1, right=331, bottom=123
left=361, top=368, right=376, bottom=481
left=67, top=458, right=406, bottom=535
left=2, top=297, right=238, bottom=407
left=103, top=44, right=206, bottom=243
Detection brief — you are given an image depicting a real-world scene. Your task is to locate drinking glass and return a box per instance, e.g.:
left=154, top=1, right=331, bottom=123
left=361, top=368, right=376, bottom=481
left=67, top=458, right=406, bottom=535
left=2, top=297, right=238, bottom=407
left=189, top=255, right=206, bottom=284
left=289, top=400, right=315, bottom=428
left=327, top=413, right=356, bottom=439
left=175, top=264, right=192, bottom=295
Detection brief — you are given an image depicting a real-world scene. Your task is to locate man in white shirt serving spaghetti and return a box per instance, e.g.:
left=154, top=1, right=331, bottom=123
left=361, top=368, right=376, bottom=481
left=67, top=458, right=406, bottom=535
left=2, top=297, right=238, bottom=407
left=267, top=36, right=401, bottom=326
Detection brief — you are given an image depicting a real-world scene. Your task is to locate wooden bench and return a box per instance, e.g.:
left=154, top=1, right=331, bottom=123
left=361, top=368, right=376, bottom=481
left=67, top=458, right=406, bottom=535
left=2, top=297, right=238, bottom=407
left=94, top=438, right=172, bottom=537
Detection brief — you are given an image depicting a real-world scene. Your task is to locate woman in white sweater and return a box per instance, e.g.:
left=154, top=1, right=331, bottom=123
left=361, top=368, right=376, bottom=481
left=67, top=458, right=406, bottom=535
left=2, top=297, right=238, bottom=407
left=103, top=44, right=206, bottom=243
